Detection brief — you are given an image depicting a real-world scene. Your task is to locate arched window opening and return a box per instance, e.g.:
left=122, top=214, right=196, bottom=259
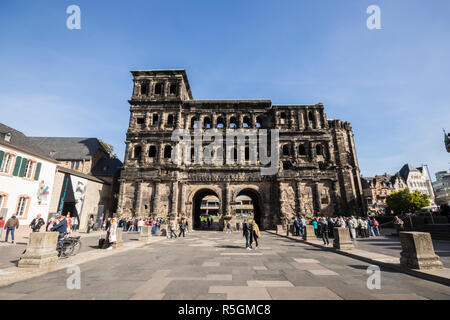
left=283, top=161, right=291, bottom=170
left=308, top=111, right=315, bottom=122
left=216, top=117, right=224, bottom=128
left=134, top=146, right=142, bottom=159
left=298, top=144, right=307, bottom=156
left=282, top=144, right=290, bottom=156
left=229, top=116, right=237, bottom=128
left=191, top=117, right=198, bottom=129
left=140, top=83, right=148, bottom=95
left=204, top=117, right=211, bottom=129
left=148, top=146, right=156, bottom=158
left=245, top=147, right=250, bottom=161
left=316, top=144, right=323, bottom=156
left=256, top=116, right=263, bottom=128
left=280, top=112, right=287, bottom=124
left=167, top=114, right=174, bottom=126
left=243, top=116, right=251, bottom=128
left=191, top=147, right=195, bottom=163
left=164, top=145, right=172, bottom=159
left=152, top=114, right=159, bottom=126
left=169, top=83, right=177, bottom=95
left=154, top=83, right=163, bottom=95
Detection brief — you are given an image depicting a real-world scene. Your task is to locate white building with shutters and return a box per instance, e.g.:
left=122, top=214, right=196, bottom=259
left=0, top=123, right=58, bottom=226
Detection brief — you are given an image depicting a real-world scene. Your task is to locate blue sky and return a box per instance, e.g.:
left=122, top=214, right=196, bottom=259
left=1, top=0, right=449, bottom=179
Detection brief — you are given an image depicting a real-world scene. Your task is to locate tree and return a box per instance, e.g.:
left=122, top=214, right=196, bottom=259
left=99, top=139, right=117, bottom=158
left=386, top=188, right=430, bottom=214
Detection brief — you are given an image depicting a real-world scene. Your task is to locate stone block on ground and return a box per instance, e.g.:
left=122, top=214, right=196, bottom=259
left=333, top=227, right=354, bottom=250
left=276, top=225, right=284, bottom=234
left=139, top=225, right=151, bottom=242
left=399, top=232, right=443, bottom=270
left=303, top=225, right=317, bottom=241
left=18, top=232, right=59, bottom=268
left=113, top=229, right=123, bottom=248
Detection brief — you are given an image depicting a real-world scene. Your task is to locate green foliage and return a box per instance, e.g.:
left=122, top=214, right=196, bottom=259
left=99, top=139, right=117, bottom=158
left=386, top=188, right=430, bottom=214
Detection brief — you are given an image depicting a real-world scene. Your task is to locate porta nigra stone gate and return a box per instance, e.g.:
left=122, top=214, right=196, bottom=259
left=116, top=70, right=364, bottom=230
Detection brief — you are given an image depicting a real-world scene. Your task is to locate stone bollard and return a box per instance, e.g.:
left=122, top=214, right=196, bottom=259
left=303, top=225, right=317, bottom=241
left=276, top=225, right=284, bottom=234
left=399, top=232, right=443, bottom=270
left=333, top=227, right=354, bottom=250
left=18, top=232, right=59, bottom=268
left=139, top=225, right=151, bottom=242
left=113, top=228, right=123, bottom=248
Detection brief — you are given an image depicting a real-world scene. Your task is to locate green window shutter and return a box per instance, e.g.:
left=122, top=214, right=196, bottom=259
left=19, top=157, right=27, bottom=177
left=34, top=162, right=42, bottom=180
left=0, top=150, right=4, bottom=169
left=12, top=156, right=22, bottom=176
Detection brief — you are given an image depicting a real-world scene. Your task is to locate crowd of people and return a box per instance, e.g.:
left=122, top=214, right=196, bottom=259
left=293, top=215, right=382, bottom=245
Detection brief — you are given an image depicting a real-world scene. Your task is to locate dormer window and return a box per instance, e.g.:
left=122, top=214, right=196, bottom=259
left=4, top=132, right=11, bottom=142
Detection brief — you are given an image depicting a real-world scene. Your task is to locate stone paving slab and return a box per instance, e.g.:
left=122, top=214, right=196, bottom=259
left=267, top=286, right=343, bottom=300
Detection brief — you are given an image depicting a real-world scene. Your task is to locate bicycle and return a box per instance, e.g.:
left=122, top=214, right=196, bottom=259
left=56, top=233, right=82, bottom=259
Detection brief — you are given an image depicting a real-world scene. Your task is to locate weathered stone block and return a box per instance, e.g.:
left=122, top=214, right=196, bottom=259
left=112, top=228, right=123, bottom=248
left=276, top=225, right=284, bottom=234
left=333, top=227, right=354, bottom=250
left=139, top=225, right=151, bottom=242
left=18, top=232, right=59, bottom=268
left=399, top=232, right=443, bottom=270
left=303, top=225, right=317, bottom=241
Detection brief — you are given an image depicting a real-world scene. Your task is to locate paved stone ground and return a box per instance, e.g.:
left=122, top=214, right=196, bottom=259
left=0, top=231, right=450, bottom=300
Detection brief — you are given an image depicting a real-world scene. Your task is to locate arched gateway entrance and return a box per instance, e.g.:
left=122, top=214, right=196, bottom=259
left=191, top=187, right=264, bottom=231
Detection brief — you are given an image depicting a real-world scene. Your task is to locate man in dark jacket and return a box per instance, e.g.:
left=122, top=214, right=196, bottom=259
left=30, top=214, right=45, bottom=232
left=4, top=215, right=20, bottom=243
left=51, top=215, right=68, bottom=242
left=319, top=217, right=329, bottom=245
left=242, top=220, right=252, bottom=250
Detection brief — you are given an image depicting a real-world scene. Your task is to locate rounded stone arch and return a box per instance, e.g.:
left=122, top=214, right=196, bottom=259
left=232, top=185, right=265, bottom=229
left=188, top=186, right=223, bottom=230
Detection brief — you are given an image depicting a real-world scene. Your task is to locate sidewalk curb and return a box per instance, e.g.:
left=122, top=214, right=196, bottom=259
left=0, top=237, right=166, bottom=288
left=266, top=230, right=450, bottom=287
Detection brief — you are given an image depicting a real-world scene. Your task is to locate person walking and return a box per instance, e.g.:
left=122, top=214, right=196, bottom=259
left=30, top=214, right=45, bottom=232
left=0, top=216, right=4, bottom=239
left=372, top=217, right=380, bottom=236
left=226, top=221, right=232, bottom=233
left=178, top=219, right=186, bottom=237
left=299, top=216, right=306, bottom=237
left=251, top=219, right=261, bottom=249
left=106, top=218, right=118, bottom=250
left=242, top=220, right=252, bottom=250
left=4, top=215, right=20, bottom=243
left=169, top=220, right=177, bottom=239
left=327, top=217, right=334, bottom=238
left=311, top=218, right=318, bottom=237
left=72, top=217, right=79, bottom=232
left=293, top=218, right=300, bottom=236
left=236, top=220, right=240, bottom=232
left=319, top=217, right=329, bottom=245
left=87, top=216, right=95, bottom=233
left=348, top=216, right=357, bottom=239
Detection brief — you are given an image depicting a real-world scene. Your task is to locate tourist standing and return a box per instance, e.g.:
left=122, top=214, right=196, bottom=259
left=178, top=219, right=186, bottom=237
left=242, top=220, right=252, bottom=250
left=30, top=214, right=45, bottom=232
left=226, top=221, right=232, bottom=233
left=169, top=220, right=177, bottom=239
left=319, top=217, right=329, bottom=245
left=65, top=212, right=72, bottom=233
left=393, top=216, right=404, bottom=235
left=348, top=216, right=357, bottom=239
left=327, top=217, right=334, bottom=238
left=107, top=218, right=118, bottom=250
left=4, top=215, right=19, bottom=243
left=300, top=216, right=306, bottom=237
left=87, top=216, right=95, bottom=233
left=0, top=216, right=4, bottom=239
left=312, top=218, right=318, bottom=237
left=137, top=218, right=144, bottom=233
left=72, top=217, right=79, bottom=232
left=359, top=218, right=368, bottom=238
left=293, top=218, right=300, bottom=236
left=51, top=215, right=68, bottom=243
left=251, top=219, right=261, bottom=249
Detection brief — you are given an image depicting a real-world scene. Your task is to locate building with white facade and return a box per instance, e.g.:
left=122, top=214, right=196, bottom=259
left=399, top=164, right=436, bottom=205
left=0, top=124, right=58, bottom=226
left=433, top=170, right=450, bottom=205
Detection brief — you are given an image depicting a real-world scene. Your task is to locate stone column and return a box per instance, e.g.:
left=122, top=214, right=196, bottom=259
left=223, top=183, right=231, bottom=216
left=116, top=179, right=126, bottom=216
left=152, top=182, right=160, bottom=218
left=171, top=180, right=179, bottom=215
left=134, top=180, right=144, bottom=217
left=399, top=232, right=443, bottom=270
left=333, top=227, right=354, bottom=250
left=18, top=232, right=59, bottom=268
